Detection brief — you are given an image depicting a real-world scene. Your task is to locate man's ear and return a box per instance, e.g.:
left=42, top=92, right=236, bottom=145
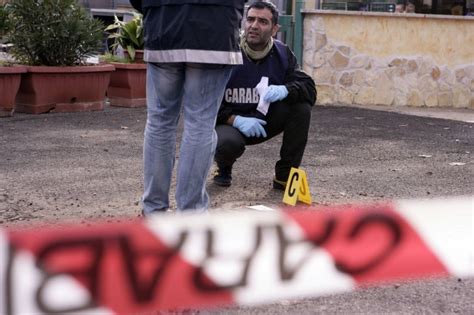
left=272, top=24, right=280, bottom=37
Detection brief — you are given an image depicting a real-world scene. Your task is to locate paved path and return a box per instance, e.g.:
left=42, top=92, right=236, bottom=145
left=1, top=104, right=473, bottom=314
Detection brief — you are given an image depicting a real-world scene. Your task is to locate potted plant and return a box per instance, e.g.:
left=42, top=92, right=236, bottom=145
left=104, top=13, right=146, bottom=108
left=6, top=0, right=115, bottom=114
left=0, top=3, right=26, bottom=117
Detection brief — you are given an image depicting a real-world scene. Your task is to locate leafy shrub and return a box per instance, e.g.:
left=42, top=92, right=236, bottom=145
left=100, top=52, right=130, bottom=64
left=105, top=13, right=144, bottom=62
left=7, top=0, right=104, bottom=66
left=0, top=5, right=11, bottom=39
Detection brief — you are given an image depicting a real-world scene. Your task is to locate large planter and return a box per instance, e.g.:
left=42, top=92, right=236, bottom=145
left=124, top=49, right=144, bottom=63
left=107, top=62, right=146, bottom=108
left=15, top=64, right=115, bottom=114
left=0, top=66, right=27, bottom=117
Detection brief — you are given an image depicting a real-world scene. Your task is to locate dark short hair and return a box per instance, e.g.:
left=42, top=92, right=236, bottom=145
left=247, top=1, right=279, bottom=25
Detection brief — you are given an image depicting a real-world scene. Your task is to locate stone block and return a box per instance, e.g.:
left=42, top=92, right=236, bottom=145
left=439, top=82, right=452, bottom=92
left=316, top=84, right=336, bottom=105
left=465, top=65, right=474, bottom=79
left=389, top=58, right=406, bottom=67
left=406, top=90, right=424, bottom=107
left=440, top=66, right=456, bottom=86
left=452, top=85, right=471, bottom=108
left=313, top=65, right=334, bottom=84
left=337, top=88, right=354, bottom=105
left=438, top=92, right=453, bottom=107
left=393, top=76, right=411, bottom=106
left=339, top=72, right=354, bottom=87
left=417, top=56, right=436, bottom=77
left=431, top=66, right=441, bottom=81
left=393, top=94, right=408, bottom=107
left=389, top=58, right=402, bottom=67
left=455, top=68, right=466, bottom=82
left=424, top=93, right=438, bottom=107
left=303, top=31, right=315, bottom=52
left=312, top=17, right=326, bottom=32
left=328, top=51, right=349, bottom=70
left=353, top=70, right=366, bottom=86
left=314, top=32, right=328, bottom=52
left=385, top=67, right=406, bottom=79
left=374, top=89, right=395, bottom=106
left=406, top=60, right=418, bottom=74
left=303, top=64, right=312, bottom=76
left=365, top=70, right=380, bottom=87
left=349, top=55, right=369, bottom=69
left=354, top=87, right=375, bottom=105
left=419, top=74, right=438, bottom=98
left=374, top=73, right=395, bottom=106
left=365, top=57, right=387, bottom=72
left=312, top=52, right=326, bottom=68
left=404, top=73, right=418, bottom=88
left=338, top=45, right=351, bottom=57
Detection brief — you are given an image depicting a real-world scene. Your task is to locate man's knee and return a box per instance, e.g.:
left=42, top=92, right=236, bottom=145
left=291, top=102, right=312, bottom=125
left=215, top=125, right=246, bottom=162
left=294, top=101, right=312, bottom=115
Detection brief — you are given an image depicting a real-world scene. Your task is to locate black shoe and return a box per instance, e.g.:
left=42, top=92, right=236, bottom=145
left=273, top=176, right=287, bottom=191
left=213, top=166, right=232, bottom=187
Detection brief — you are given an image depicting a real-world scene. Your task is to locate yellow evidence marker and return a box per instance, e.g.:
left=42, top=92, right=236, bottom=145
left=282, top=167, right=312, bottom=206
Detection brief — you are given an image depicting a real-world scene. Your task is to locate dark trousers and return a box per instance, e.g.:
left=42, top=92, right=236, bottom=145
left=215, top=101, right=312, bottom=181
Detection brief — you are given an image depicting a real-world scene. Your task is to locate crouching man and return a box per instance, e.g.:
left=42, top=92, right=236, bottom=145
left=213, top=1, right=317, bottom=190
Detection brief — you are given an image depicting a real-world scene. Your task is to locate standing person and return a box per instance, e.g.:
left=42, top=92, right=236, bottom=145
left=213, top=1, right=316, bottom=190
left=129, top=0, right=245, bottom=215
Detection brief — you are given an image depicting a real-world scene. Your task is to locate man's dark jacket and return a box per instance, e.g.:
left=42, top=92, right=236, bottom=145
left=129, top=0, right=245, bottom=64
left=216, top=41, right=317, bottom=124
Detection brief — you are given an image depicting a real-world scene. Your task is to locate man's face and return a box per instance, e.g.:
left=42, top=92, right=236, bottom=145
left=244, top=7, right=279, bottom=51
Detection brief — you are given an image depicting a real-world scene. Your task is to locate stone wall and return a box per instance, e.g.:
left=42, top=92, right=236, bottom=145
left=302, top=11, right=474, bottom=108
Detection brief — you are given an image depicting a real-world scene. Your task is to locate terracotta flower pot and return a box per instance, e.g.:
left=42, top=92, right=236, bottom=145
left=124, top=49, right=144, bottom=63
left=15, top=64, right=115, bottom=114
left=0, top=66, right=27, bottom=117
left=107, top=62, right=147, bottom=107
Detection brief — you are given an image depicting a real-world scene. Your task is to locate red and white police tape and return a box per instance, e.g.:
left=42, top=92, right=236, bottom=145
left=1, top=196, right=472, bottom=314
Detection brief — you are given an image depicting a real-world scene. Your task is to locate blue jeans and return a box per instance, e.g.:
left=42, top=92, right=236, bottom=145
left=143, top=63, right=232, bottom=214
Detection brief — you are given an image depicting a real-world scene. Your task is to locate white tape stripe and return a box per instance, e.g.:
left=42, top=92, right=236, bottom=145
left=146, top=211, right=285, bottom=268
left=146, top=211, right=355, bottom=304
left=0, top=231, right=9, bottom=315
left=233, top=217, right=355, bottom=305
left=0, top=232, right=113, bottom=315
left=5, top=249, right=114, bottom=315
left=395, top=196, right=474, bottom=277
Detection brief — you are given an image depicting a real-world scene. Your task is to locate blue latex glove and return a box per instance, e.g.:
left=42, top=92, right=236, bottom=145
left=232, top=116, right=267, bottom=138
left=264, top=85, right=288, bottom=103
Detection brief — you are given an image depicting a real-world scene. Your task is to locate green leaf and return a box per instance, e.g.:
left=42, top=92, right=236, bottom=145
left=126, top=45, right=136, bottom=61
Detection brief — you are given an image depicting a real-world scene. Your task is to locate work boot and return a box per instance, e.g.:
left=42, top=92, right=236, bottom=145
left=272, top=176, right=287, bottom=191
left=213, top=165, right=232, bottom=187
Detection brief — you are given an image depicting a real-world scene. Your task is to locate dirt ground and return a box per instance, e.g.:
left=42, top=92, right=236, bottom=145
left=1, top=104, right=473, bottom=314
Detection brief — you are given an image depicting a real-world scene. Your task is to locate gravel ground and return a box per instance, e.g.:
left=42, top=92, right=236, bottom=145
left=1, top=104, right=473, bottom=314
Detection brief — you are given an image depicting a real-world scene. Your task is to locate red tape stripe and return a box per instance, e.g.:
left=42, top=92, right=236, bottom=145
left=3, top=198, right=470, bottom=314
left=284, top=203, right=449, bottom=286
left=7, top=222, right=233, bottom=313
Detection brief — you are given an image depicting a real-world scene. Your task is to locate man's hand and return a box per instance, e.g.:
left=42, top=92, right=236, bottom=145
left=264, top=85, right=288, bottom=103
left=232, top=116, right=267, bottom=138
